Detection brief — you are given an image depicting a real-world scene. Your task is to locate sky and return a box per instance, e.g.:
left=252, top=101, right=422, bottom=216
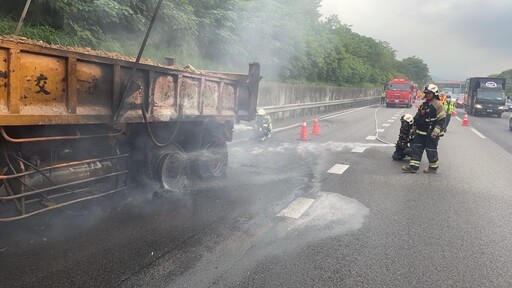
left=318, top=0, right=512, bottom=80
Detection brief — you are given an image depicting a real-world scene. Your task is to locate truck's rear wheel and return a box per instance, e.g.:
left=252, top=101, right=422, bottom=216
left=150, top=143, right=189, bottom=193
left=195, top=135, right=228, bottom=178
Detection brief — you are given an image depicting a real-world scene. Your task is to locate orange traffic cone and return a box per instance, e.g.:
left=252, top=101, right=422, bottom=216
left=299, top=119, right=309, bottom=141
left=312, top=115, right=320, bottom=135
left=462, top=112, right=469, bottom=126
left=452, top=110, right=457, bottom=117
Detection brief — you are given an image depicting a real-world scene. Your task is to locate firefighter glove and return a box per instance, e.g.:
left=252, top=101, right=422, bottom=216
left=431, top=127, right=441, bottom=138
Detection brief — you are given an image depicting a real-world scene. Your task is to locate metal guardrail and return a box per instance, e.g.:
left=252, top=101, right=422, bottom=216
left=259, top=96, right=380, bottom=114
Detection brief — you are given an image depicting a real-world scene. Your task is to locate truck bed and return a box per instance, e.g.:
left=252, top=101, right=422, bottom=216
left=0, top=36, right=259, bottom=126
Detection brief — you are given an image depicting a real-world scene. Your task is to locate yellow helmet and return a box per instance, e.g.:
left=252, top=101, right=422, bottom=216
left=256, top=109, right=266, bottom=116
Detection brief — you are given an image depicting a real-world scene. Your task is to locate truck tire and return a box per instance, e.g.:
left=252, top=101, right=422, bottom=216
left=194, top=135, right=228, bottom=178
left=497, top=113, right=502, bottom=118
left=149, top=143, right=189, bottom=194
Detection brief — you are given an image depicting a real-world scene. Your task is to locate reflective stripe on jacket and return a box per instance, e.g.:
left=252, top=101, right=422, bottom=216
left=443, top=100, right=454, bottom=114
left=414, top=99, right=446, bottom=136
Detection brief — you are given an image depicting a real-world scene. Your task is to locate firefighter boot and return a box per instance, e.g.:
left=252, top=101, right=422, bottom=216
left=423, top=168, right=437, bottom=174
left=401, top=165, right=417, bottom=173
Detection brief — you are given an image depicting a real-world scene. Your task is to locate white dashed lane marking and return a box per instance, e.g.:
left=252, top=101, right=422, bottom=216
left=352, top=147, right=367, bottom=153
left=277, top=197, right=316, bottom=219
left=382, top=123, right=391, bottom=127
left=470, top=128, right=486, bottom=138
left=376, top=129, right=385, bottom=132
left=365, top=136, right=376, bottom=140
left=327, top=164, right=350, bottom=174
left=387, top=119, right=395, bottom=122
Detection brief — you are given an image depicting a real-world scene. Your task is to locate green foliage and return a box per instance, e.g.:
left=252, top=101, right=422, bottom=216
left=399, top=56, right=430, bottom=86
left=280, top=14, right=406, bottom=87
left=0, top=19, right=81, bottom=46
left=492, top=69, right=512, bottom=96
left=0, top=18, right=16, bottom=35
left=0, top=0, right=439, bottom=88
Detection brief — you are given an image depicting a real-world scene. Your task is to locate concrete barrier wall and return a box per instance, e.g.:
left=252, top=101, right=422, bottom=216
left=258, top=82, right=382, bottom=120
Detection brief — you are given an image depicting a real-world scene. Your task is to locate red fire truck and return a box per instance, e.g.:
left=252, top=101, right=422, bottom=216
left=385, top=78, right=414, bottom=108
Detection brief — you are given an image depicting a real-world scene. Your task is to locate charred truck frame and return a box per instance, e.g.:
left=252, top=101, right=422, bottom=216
left=0, top=37, right=260, bottom=221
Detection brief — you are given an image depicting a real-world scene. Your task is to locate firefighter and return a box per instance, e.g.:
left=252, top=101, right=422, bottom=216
left=439, top=91, right=447, bottom=103
left=402, top=84, right=446, bottom=173
left=443, top=95, right=455, bottom=132
left=392, top=113, right=414, bottom=161
left=254, top=109, right=272, bottom=140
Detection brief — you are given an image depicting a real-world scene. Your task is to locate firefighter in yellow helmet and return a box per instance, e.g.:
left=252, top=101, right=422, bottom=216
left=442, top=95, right=455, bottom=132
left=255, top=109, right=272, bottom=140
left=402, top=84, right=446, bottom=173
left=439, top=91, right=447, bottom=103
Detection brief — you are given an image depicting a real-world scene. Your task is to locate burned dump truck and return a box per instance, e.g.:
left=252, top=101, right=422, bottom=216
left=0, top=36, right=260, bottom=221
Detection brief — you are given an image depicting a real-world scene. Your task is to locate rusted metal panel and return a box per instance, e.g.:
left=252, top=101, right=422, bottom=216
left=180, top=77, right=200, bottom=115
left=152, top=72, right=177, bottom=118
left=66, top=57, right=77, bottom=114
left=19, top=52, right=67, bottom=115
left=0, top=38, right=260, bottom=125
left=203, top=80, right=219, bottom=115
left=0, top=48, right=7, bottom=114
left=7, top=49, right=20, bottom=114
left=199, top=78, right=205, bottom=115
left=222, top=84, right=237, bottom=116
left=76, top=60, right=112, bottom=115
left=0, top=114, right=112, bottom=125
left=112, top=64, right=121, bottom=114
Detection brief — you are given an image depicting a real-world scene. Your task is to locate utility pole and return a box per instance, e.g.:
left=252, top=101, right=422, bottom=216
left=15, top=0, right=33, bottom=35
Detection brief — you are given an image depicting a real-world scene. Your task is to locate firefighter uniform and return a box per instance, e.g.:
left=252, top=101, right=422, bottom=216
left=392, top=114, right=414, bottom=161
left=442, top=96, right=454, bottom=132
left=255, top=109, right=272, bottom=138
left=402, top=85, right=446, bottom=173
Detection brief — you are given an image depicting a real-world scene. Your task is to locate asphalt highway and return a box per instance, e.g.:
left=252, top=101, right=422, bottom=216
left=1, top=104, right=511, bottom=288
